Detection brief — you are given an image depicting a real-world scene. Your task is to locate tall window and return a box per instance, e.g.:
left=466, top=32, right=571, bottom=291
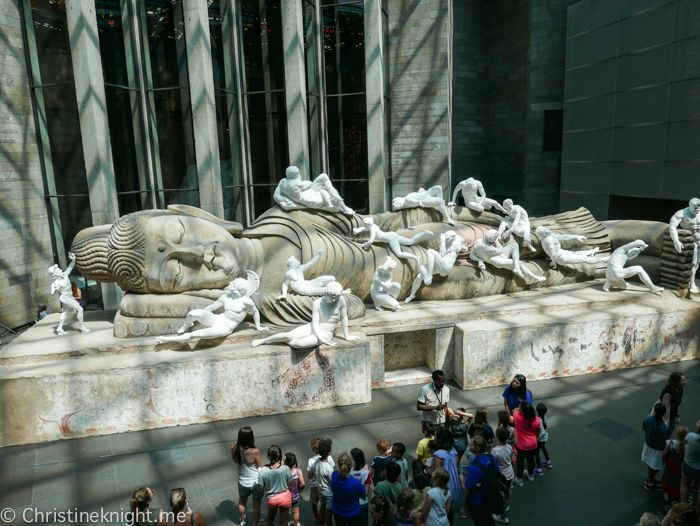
left=240, top=0, right=289, bottom=219
left=209, top=0, right=246, bottom=222
left=21, top=0, right=91, bottom=268
left=322, top=1, right=368, bottom=213
left=382, top=0, right=391, bottom=208
left=304, top=0, right=324, bottom=177
left=95, top=0, right=150, bottom=215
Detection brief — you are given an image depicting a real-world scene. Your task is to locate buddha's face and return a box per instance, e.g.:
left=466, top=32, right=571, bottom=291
left=143, top=215, right=240, bottom=293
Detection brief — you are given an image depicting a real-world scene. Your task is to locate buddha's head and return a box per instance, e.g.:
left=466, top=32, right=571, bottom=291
left=71, top=205, right=244, bottom=293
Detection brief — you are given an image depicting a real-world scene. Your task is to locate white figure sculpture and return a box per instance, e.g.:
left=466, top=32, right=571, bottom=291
left=353, top=216, right=432, bottom=263
left=278, top=249, right=349, bottom=300
left=449, top=177, right=507, bottom=214
left=49, top=252, right=90, bottom=335
left=498, top=199, right=535, bottom=252
left=405, top=231, right=466, bottom=303
left=371, top=256, right=402, bottom=311
left=470, top=230, right=546, bottom=282
left=274, top=166, right=354, bottom=215
left=669, top=198, right=700, bottom=293
left=535, top=226, right=609, bottom=269
left=155, top=271, right=268, bottom=343
left=603, top=240, right=663, bottom=293
left=392, top=186, right=456, bottom=226
left=252, top=281, right=359, bottom=349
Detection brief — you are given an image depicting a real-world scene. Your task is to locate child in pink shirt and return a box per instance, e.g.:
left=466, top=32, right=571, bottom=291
left=513, top=401, right=541, bottom=486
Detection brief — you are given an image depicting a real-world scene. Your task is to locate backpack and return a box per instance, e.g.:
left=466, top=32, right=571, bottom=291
left=471, top=454, right=509, bottom=515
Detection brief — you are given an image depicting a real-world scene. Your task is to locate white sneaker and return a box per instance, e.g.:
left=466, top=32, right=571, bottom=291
left=527, top=472, right=534, bottom=482
left=513, top=478, right=523, bottom=487
left=493, top=514, right=509, bottom=524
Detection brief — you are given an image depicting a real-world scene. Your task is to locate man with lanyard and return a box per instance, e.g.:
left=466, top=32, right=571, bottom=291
left=417, top=370, right=450, bottom=427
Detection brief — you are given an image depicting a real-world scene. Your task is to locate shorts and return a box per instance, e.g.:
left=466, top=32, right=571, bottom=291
left=319, top=494, right=332, bottom=509
left=310, top=486, right=319, bottom=505
left=268, top=489, right=292, bottom=509
left=292, top=498, right=300, bottom=509
left=683, top=462, right=700, bottom=481
left=238, top=481, right=264, bottom=500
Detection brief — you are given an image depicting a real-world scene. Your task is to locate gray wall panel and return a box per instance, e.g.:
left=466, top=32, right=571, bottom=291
left=567, top=0, right=620, bottom=37
left=561, top=162, right=611, bottom=192
left=611, top=125, right=666, bottom=161
left=565, top=60, right=617, bottom=100
left=617, top=3, right=675, bottom=55
left=562, top=129, right=612, bottom=161
left=565, top=95, right=614, bottom=130
left=665, top=120, right=700, bottom=160
left=566, top=24, right=618, bottom=69
left=559, top=191, right=610, bottom=218
left=668, top=78, right=700, bottom=121
left=619, top=0, right=673, bottom=19
left=614, top=86, right=669, bottom=126
left=616, top=45, right=673, bottom=91
left=610, top=162, right=664, bottom=196
left=671, top=36, right=700, bottom=82
left=663, top=162, right=700, bottom=198
left=674, top=0, right=700, bottom=40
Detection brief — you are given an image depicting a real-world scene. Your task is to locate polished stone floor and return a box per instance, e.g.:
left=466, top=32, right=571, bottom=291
left=1, top=360, right=698, bottom=526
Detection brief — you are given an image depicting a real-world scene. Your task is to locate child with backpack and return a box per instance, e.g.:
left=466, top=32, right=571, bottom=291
left=461, top=436, right=509, bottom=526
left=662, top=425, right=689, bottom=502
left=533, top=403, right=552, bottom=474
left=411, top=472, right=430, bottom=515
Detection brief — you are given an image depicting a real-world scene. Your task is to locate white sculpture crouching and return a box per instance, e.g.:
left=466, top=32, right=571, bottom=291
left=535, top=226, right=609, bottom=269
left=274, top=165, right=354, bottom=215
left=49, top=252, right=90, bottom=335
left=278, top=249, right=350, bottom=300
left=392, top=186, right=456, bottom=226
left=604, top=240, right=663, bottom=293
left=470, top=230, right=546, bottom=282
left=449, top=177, right=507, bottom=214
left=498, top=199, right=535, bottom=252
left=353, top=216, right=432, bottom=263
left=405, top=231, right=467, bottom=303
left=669, top=197, right=700, bottom=293
left=371, top=256, right=402, bottom=311
left=252, top=281, right=359, bottom=349
left=155, top=271, right=268, bottom=343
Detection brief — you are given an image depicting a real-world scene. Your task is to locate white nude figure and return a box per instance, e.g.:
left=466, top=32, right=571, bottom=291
left=252, top=281, right=359, bottom=349
left=448, top=177, right=507, bottom=214
left=49, top=252, right=90, bottom=335
left=278, top=249, right=349, bottom=300
left=155, top=271, right=268, bottom=343
left=535, top=226, right=609, bottom=269
left=353, top=216, right=432, bottom=263
left=274, top=165, right=354, bottom=215
left=604, top=240, right=663, bottom=293
left=371, top=256, right=402, bottom=311
left=405, top=231, right=466, bottom=303
left=470, top=230, right=546, bottom=282
left=498, top=199, right=535, bottom=252
left=392, top=186, right=456, bottom=226
left=669, top=198, right=700, bottom=293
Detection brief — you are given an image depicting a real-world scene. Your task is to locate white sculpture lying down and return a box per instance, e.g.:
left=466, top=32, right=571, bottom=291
left=470, top=230, right=545, bottom=282
left=353, top=216, right=432, bottom=263
left=155, top=271, right=269, bottom=343
left=535, top=226, right=609, bottom=269
left=252, top=281, right=359, bottom=349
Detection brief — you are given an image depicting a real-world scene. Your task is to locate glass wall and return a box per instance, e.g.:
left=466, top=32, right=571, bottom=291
left=240, top=0, right=289, bottom=219
left=22, top=0, right=92, bottom=268
left=382, top=0, right=392, bottom=208
left=209, top=0, right=246, bottom=222
left=322, top=0, right=368, bottom=213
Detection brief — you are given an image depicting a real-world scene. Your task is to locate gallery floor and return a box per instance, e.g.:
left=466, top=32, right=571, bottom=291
left=1, top=360, right=698, bottom=526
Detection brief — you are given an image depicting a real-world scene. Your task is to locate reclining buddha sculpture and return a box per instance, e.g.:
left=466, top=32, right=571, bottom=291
left=69, top=168, right=677, bottom=339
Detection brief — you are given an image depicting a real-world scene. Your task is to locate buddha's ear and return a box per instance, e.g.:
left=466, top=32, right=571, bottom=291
left=167, top=204, right=244, bottom=235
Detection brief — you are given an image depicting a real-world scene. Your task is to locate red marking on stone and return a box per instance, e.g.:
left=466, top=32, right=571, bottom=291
left=86, top=428, right=97, bottom=433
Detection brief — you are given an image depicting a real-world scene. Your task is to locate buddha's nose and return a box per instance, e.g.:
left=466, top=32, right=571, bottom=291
left=176, top=244, right=205, bottom=264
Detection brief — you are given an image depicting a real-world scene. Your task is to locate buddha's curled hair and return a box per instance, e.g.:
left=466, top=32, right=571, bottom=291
left=108, top=214, right=149, bottom=293
left=71, top=224, right=114, bottom=283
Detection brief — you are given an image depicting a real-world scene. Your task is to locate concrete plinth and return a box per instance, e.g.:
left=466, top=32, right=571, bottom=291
left=0, top=315, right=370, bottom=447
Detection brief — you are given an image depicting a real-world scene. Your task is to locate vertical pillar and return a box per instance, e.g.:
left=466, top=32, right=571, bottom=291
left=65, top=0, right=120, bottom=309
left=282, top=0, right=311, bottom=179
left=365, top=0, right=387, bottom=213
left=183, top=0, right=224, bottom=218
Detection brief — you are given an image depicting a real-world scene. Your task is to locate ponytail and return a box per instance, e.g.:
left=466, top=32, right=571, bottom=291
left=676, top=426, right=689, bottom=461
left=337, top=452, right=353, bottom=478
left=170, top=489, right=186, bottom=517
left=130, top=487, right=151, bottom=525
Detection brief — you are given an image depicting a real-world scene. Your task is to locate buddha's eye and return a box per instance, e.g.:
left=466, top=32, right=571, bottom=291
left=169, top=220, right=186, bottom=244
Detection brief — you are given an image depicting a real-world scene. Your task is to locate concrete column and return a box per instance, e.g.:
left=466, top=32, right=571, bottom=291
left=65, top=0, right=120, bottom=309
left=364, top=0, right=387, bottom=213
left=183, top=0, right=224, bottom=218
left=282, top=0, right=311, bottom=179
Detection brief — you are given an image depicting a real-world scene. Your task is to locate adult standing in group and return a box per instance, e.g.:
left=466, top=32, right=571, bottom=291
left=513, top=401, right=541, bottom=486
left=231, top=426, right=263, bottom=526
left=502, top=374, right=532, bottom=422
left=418, top=370, right=450, bottom=427
left=431, top=427, right=460, bottom=524
left=332, top=452, right=367, bottom=526
left=659, top=372, right=686, bottom=435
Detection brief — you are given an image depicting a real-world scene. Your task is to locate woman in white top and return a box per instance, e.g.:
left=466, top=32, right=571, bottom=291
left=231, top=426, right=263, bottom=526
left=420, top=468, right=451, bottom=526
